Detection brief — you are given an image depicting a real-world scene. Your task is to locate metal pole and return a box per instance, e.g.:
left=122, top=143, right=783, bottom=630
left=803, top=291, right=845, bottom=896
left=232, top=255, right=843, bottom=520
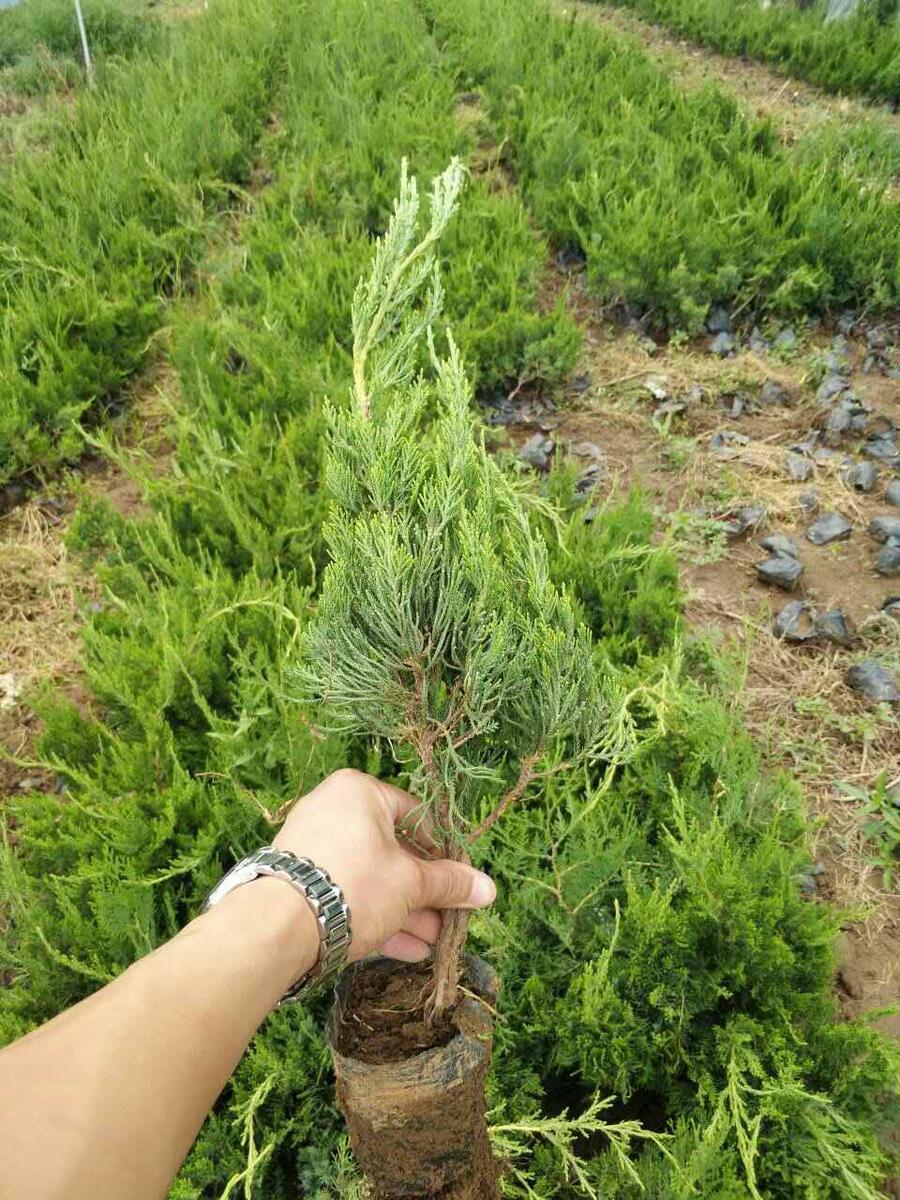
left=73, top=0, right=93, bottom=86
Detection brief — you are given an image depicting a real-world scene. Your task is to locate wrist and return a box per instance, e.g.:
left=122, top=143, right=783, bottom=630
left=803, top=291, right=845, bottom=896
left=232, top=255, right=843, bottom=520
left=198, top=876, right=320, bottom=1003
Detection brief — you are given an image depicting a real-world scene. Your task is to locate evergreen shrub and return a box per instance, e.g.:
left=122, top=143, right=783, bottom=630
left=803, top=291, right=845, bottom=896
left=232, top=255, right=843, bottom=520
left=0, top=0, right=286, bottom=487
left=599, top=0, right=900, bottom=105
left=426, top=0, right=900, bottom=331
left=7, top=155, right=900, bottom=1197
left=2, top=0, right=899, bottom=1193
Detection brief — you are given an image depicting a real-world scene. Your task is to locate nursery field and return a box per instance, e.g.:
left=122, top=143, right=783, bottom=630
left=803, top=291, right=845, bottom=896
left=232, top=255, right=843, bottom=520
left=591, top=0, right=900, bottom=103
left=1, top=0, right=899, bottom=1196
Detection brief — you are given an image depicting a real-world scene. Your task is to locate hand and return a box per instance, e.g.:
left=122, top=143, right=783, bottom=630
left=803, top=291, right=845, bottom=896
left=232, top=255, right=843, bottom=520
left=273, top=769, right=496, bottom=963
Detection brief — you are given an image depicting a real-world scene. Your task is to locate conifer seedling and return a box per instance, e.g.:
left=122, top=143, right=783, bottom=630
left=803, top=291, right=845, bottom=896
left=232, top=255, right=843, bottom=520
left=300, top=160, right=605, bottom=1018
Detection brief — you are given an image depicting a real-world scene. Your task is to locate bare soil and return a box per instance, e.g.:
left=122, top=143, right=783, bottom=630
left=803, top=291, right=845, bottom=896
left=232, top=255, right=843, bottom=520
left=333, top=960, right=457, bottom=1064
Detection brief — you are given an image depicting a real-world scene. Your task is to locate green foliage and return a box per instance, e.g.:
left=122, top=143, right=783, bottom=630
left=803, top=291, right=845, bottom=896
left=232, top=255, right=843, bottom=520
left=0, top=0, right=576, bottom=487
left=473, top=665, right=900, bottom=1198
left=0, top=0, right=285, bottom=488
left=5, top=486, right=899, bottom=1197
left=544, top=489, right=682, bottom=665
left=598, top=0, right=900, bottom=104
left=2, top=0, right=899, bottom=1195
left=839, top=776, right=900, bottom=889
left=300, top=161, right=602, bottom=843
left=0, top=0, right=158, bottom=79
left=425, top=0, right=900, bottom=331
left=492, top=1091, right=676, bottom=1196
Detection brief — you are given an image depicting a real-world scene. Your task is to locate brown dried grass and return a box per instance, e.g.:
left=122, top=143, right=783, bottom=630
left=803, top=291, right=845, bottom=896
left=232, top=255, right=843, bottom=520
left=691, top=591, right=900, bottom=935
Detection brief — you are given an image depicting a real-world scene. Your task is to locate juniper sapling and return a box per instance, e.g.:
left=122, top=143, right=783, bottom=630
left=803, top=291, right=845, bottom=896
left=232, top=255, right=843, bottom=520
left=299, top=160, right=605, bottom=1019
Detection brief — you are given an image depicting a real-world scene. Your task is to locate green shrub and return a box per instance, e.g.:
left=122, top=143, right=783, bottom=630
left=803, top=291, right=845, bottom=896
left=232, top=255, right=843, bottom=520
left=475, top=653, right=899, bottom=1197
left=0, top=0, right=157, bottom=70
left=426, top=0, right=900, bottom=331
left=7, top=493, right=899, bottom=1197
left=0, top=0, right=577, bottom=488
left=598, top=0, right=900, bottom=105
left=0, top=0, right=285, bottom=487
left=3, top=0, right=899, bottom=1195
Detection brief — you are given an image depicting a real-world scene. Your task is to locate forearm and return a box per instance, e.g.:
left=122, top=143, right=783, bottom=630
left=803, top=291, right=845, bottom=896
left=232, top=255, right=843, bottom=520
left=0, top=879, right=317, bottom=1200
left=0, top=770, right=495, bottom=1199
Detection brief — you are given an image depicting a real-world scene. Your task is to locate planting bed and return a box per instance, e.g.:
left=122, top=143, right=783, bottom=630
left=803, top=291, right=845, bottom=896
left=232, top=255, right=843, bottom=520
left=1, top=0, right=899, bottom=1195
left=594, top=0, right=900, bottom=103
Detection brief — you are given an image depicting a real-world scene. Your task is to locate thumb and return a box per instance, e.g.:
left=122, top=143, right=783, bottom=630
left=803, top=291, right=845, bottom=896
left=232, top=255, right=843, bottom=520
left=415, top=859, right=496, bottom=912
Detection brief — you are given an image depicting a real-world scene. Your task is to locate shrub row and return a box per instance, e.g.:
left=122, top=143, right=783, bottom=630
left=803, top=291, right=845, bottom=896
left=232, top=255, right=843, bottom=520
left=4, top=0, right=898, bottom=487
left=0, top=0, right=576, bottom=490
left=427, top=0, right=900, bottom=331
left=0, top=0, right=285, bottom=489
left=2, top=0, right=898, bottom=1195
left=598, top=0, right=900, bottom=105
left=0, top=0, right=158, bottom=84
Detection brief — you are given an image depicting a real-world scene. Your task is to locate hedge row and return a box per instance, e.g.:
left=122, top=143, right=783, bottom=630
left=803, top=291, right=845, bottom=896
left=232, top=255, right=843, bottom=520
left=426, top=0, right=900, bottom=332
left=598, top=0, right=900, bottom=105
left=0, top=0, right=286, bottom=488
left=4, top=0, right=899, bottom=489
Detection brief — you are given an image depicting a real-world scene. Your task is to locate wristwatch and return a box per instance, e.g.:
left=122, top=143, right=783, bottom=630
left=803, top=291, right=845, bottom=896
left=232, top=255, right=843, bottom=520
left=201, top=846, right=352, bottom=1002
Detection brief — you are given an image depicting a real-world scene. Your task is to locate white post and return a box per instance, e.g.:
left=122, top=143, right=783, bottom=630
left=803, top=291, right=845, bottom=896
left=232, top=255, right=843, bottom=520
left=73, top=0, right=93, bottom=85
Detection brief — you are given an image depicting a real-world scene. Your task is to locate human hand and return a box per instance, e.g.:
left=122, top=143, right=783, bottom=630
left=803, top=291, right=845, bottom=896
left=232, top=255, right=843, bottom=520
left=273, top=768, right=496, bottom=963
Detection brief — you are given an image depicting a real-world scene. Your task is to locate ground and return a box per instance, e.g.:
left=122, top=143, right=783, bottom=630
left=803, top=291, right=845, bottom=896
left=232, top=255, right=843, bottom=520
left=524, top=265, right=900, bottom=1037
left=557, top=1, right=900, bottom=149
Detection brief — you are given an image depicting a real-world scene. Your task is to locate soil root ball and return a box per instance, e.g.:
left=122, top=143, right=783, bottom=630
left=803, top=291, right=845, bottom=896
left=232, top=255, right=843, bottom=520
left=329, top=956, right=501, bottom=1199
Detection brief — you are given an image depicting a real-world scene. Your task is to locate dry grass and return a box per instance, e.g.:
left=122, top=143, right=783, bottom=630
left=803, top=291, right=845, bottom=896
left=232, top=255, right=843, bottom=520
left=690, top=591, right=900, bottom=933
left=0, top=501, right=96, bottom=795
left=0, top=503, right=94, bottom=696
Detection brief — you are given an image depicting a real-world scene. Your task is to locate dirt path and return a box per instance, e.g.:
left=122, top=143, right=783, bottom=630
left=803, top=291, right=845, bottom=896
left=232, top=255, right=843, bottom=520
left=554, top=0, right=900, bottom=147
left=0, top=365, right=174, bottom=799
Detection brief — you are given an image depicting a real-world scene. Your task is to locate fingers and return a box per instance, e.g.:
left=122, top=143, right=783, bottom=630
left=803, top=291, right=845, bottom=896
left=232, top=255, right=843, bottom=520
left=373, top=779, right=438, bottom=853
left=380, top=910, right=446, bottom=962
left=414, top=858, right=496, bottom=912
left=373, top=777, right=422, bottom=823
left=402, top=908, right=442, bottom=944
left=380, top=931, right=432, bottom=963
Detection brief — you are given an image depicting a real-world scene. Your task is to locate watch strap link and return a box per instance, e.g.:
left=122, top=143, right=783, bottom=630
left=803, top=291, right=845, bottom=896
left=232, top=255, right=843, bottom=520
left=202, top=846, right=352, bottom=1003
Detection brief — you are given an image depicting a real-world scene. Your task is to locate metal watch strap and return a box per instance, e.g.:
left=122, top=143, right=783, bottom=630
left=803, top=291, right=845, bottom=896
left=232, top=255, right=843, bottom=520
left=201, top=846, right=352, bottom=1003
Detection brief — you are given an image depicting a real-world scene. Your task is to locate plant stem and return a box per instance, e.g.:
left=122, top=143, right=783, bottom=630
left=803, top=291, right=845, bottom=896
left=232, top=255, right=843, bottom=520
left=468, top=750, right=542, bottom=842
left=353, top=226, right=442, bottom=420
left=425, top=839, right=471, bottom=1024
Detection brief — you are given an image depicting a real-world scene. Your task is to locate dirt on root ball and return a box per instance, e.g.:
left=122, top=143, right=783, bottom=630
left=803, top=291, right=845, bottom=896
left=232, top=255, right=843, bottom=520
left=331, top=958, right=501, bottom=1199
left=333, top=960, right=458, bottom=1064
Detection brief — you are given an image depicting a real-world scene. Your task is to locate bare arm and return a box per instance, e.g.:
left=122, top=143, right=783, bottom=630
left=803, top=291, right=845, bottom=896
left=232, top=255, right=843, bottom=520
left=0, top=769, right=495, bottom=1200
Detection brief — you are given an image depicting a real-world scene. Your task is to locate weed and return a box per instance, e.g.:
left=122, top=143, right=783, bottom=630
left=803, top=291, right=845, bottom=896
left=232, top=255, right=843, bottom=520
left=661, top=508, right=730, bottom=565
left=839, top=777, right=900, bottom=890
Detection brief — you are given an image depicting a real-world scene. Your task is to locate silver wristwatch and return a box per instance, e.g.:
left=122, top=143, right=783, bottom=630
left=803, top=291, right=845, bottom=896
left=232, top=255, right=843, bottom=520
left=202, top=846, right=352, bottom=1002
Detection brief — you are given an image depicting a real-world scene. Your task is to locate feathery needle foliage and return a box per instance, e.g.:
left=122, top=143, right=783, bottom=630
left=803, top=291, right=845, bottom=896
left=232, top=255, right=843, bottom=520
left=598, top=0, right=900, bottom=104
left=299, top=160, right=606, bottom=1014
